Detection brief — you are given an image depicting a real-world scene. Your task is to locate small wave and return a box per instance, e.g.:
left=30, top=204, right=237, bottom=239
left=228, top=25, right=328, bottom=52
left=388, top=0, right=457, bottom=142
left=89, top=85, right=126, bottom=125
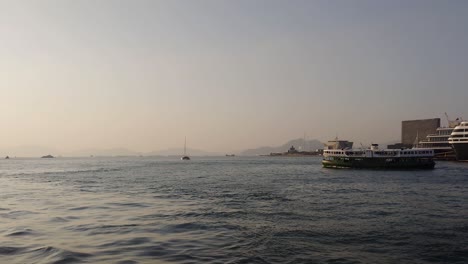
left=325, top=257, right=362, bottom=264
left=6, top=167, right=123, bottom=178
left=6, top=229, right=37, bottom=237
left=49, top=217, right=70, bottom=222
left=66, top=223, right=139, bottom=235
left=30, top=246, right=92, bottom=264
left=0, top=246, right=25, bottom=255
left=107, top=202, right=151, bottom=208
left=159, top=222, right=241, bottom=234
left=99, top=237, right=151, bottom=248
left=68, top=205, right=111, bottom=211
left=0, top=210, right=39, bottom=219
left=68, top=206, right=90, bottom=211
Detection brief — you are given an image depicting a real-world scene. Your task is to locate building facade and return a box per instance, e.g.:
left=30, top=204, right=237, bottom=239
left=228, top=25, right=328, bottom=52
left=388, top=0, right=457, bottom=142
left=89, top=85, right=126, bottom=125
left=401, top=118, right=440, bottom=146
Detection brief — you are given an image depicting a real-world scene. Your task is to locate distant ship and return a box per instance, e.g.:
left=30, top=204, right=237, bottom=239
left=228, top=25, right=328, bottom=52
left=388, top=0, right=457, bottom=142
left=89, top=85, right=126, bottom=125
left=41, top=155, right=55, bottom=159
left=323, top=143, right=435, bottom=169
left=181, top=137, right=190, bottom=160
left=448, top=121, right=468, bottom=161
left=324, top=137, right=353, bottom=150
left=5, top=156, right=10, bottom=159
left=416, top=113, right=462, bottom=160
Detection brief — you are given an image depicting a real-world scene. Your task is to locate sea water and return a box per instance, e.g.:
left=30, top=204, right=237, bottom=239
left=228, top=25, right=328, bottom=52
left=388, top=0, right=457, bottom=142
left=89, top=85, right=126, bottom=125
left=0, top=157, right=467, bottom=264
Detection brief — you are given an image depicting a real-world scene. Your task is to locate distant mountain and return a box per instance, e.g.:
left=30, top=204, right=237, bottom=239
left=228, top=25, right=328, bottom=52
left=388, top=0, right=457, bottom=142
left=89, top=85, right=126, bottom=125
left=1, top=145, right=223, bottom=158
left=241, top=138, right=324, bottom=156
left=65, top=148, right=141, bottom=157
left=147, top=148, right=220, bottom=156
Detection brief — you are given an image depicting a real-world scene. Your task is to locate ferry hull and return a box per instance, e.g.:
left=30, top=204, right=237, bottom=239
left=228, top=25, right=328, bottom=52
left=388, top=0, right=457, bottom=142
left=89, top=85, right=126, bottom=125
left=452, top=143, right=468, bottom=161
left=322, top=157, right=435, bottom=169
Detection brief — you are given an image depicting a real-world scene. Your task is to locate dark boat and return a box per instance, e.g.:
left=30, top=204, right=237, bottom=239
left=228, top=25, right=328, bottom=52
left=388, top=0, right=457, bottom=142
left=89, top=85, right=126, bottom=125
left=181, top=137, right=190, bottom=161
left=322, top=144, right=435, bottom=169
left=41, top=155, right=55, bottom=159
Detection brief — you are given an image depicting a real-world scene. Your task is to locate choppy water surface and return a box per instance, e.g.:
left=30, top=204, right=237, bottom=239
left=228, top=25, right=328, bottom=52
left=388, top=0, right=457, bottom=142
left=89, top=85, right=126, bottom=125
left=1, top=157, right=467, bottom=264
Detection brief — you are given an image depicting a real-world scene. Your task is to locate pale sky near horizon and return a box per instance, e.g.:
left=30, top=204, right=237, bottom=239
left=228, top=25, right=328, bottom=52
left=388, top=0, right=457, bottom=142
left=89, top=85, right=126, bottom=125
left=1, top=0, right=467, bottom=154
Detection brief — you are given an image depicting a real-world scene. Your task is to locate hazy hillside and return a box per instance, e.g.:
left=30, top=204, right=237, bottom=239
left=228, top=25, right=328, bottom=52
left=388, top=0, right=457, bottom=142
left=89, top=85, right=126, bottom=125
left=241, top=139, right=324, bottom=156
left=146, top=148, right=221, bottom=156
left=65, top=148, right=141, bottom=157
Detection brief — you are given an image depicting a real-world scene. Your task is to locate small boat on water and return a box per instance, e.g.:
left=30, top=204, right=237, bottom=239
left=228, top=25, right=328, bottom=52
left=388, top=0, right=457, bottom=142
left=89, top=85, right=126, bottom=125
left=181, top=137, right=190, bottom=161
left=5, top=156, right=10, bottom=159
left=41, top=155, right=55, bottom=159
left=322, top=144, right=435, bottom=169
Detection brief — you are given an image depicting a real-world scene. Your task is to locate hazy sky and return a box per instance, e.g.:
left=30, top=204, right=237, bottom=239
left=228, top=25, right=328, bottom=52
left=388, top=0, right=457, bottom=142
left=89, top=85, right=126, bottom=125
left=1, top=0, right=467, bottom=153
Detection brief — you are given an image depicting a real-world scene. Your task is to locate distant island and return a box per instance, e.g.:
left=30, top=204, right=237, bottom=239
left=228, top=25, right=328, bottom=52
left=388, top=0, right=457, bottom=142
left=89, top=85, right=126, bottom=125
left=241, top=138, right=324, bottom=156
left=267, top=145, right=322, bottom=157
left=41, top=155, right=55, bottom=158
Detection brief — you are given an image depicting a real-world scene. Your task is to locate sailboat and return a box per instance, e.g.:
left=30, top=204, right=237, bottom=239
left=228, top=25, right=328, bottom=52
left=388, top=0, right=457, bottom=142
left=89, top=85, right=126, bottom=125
left=181, top=137, right=190, bottom=160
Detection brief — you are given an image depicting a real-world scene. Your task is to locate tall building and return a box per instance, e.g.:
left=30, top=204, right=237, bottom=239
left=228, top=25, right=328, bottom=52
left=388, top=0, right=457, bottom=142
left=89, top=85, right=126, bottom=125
left=401, top=118, right=440, bottom=146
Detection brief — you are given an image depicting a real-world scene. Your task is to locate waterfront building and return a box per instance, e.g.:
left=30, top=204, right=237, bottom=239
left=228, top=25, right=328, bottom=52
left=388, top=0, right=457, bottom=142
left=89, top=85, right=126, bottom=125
left=401, top=118, right=440, bottom=146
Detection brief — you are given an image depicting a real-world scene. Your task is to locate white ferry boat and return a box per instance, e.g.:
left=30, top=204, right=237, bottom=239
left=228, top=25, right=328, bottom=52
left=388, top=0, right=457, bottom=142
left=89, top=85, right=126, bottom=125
left=448, top=121, right=468, bottom=161
left=418, top=127, right=455, bottom=155
left=417, top=114, right=462, bottom=159
left=323, top=144, right=435, bottom=169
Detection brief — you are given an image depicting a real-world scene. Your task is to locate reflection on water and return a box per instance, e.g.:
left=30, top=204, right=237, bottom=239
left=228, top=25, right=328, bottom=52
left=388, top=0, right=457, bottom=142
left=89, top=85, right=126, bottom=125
left=1, top=157, right=468, bottom=263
